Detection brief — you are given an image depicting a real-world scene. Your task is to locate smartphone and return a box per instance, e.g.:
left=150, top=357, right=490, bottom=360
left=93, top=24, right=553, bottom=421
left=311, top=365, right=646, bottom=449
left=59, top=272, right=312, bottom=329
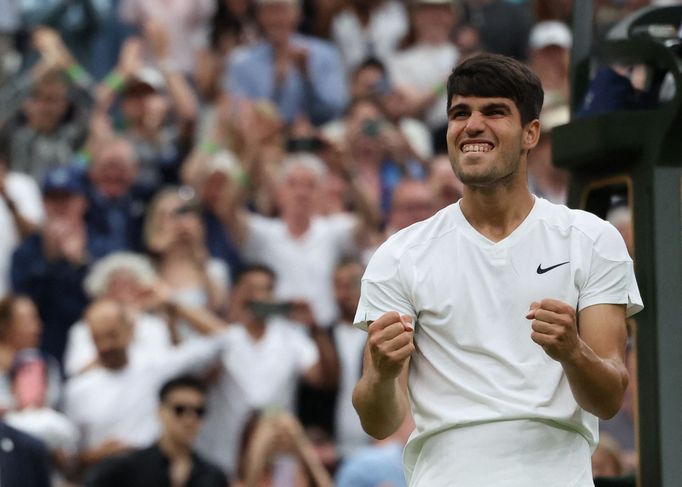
left=362, top=119, right=383, bottom=138
left=286, top=137, right=326, bottom=153
left=248, top=301, right=294, bottom=319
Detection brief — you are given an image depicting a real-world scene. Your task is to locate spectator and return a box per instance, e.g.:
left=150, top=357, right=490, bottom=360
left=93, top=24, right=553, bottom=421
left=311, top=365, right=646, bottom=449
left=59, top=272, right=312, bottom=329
left=0, top=0, right=20, bottom=84
left=63, top=299, right=229, bottom=471
left=3, top=350, right=80, bottom=476
left=385, top=179, right=438, bottom=236
left=143, top=188, right=229, bottom=324
left=0, top=295, right=61, bottom=412
left=330, top=0, right=408, bottom=70
left=84, top=137, right=151, bottom=258
left=388, top=0, right=460, bottom=140
left=119, top=0, right=216, bottom=75
left=322, top=58, right=434, bottom=162
left=85, top=375, right=228, bottom=487
left=0, top=148, right=45, bottom=298
left=0, top=421, right=52, bottom=487
left=0, top=27, right=93, bottom=182
left=528, top=21, right=572, bottom=100
left=97, top=33, right=198, bottom=190
left=196, top=264, right=338, bottom=477
left=339, top=97, right=425, bottom=217
left=63, top=252, right=172, bottom=377
left=335, top=413, right=413, bottom=487
left=180, top=148, right=245, bottom=282
left=329, top=259, right=372, bottom=459
left=427, top=154, right=463, bottom=211
left=10, top=166, right=90, bottom=364
left=235, top=411, right=333, bottom=487
left=222, top=153, right=375, bottom=325
left=224, top=0, right=347, bottom=126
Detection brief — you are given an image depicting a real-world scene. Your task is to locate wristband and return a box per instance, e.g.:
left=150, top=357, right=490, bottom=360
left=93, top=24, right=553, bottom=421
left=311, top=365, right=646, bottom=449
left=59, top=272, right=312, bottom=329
left=199, top=140, right=220, bottom=155
left=66, top=64, right=87, bottom=83
left=104, top=71, right=126, bottom=93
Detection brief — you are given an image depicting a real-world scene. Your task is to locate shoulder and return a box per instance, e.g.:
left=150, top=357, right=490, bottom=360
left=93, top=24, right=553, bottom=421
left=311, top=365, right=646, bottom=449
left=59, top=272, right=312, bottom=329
left=364, top=205, right=459, bottom=282
left=536, top=199, right=629, bottom=260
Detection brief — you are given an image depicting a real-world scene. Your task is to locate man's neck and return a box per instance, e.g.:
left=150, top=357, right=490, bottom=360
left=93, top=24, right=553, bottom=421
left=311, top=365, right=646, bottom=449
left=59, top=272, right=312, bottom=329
left=460, top=178, right=534, bottom=243
left=284, top=211, right=312, bottom=238
left=244, top=319, right=267, bottom=340
left=158, top=435, right=192, bottom=461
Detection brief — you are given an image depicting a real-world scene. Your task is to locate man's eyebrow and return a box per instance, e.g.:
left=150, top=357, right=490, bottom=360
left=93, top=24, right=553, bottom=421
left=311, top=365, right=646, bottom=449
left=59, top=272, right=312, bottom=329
left=447, top=103, right=470, bottom=116
left=481, top=102, right=512, bottom=113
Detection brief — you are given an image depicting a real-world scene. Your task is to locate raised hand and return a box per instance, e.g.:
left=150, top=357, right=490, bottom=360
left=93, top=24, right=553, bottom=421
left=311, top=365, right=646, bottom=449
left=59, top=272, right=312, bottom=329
left=526, top=298, right=580, bottom=363
left=367, top=311, right=415, bottom=380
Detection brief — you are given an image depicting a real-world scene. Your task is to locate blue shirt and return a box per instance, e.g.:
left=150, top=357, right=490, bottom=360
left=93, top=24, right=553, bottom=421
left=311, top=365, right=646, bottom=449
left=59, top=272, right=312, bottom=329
left=225, top=34, right=347, bottom=125
left=335, top=441, right=407, bottom=487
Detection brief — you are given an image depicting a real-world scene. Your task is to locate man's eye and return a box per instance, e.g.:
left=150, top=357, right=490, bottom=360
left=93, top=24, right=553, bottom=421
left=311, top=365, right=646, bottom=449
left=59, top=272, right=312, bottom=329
left=452, top=111, right=468, bottom=119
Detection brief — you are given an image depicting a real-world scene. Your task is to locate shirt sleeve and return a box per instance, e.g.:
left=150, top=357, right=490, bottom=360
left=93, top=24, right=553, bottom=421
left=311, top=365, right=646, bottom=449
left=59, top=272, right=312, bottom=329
left=353, top=242, right=416, bottom=331
left=578, top=223, right=643, bottom=317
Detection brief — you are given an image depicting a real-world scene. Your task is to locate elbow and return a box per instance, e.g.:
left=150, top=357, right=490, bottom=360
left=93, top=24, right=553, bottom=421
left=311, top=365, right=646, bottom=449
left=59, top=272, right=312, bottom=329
left=594, top=369, right=630, bottom=420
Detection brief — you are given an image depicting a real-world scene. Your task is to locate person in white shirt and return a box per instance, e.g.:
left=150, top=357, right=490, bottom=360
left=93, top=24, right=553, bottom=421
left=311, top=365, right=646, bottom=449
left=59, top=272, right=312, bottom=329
left=223, top=152, right=376, bottom=326
left=387, top=0, right=459, bottom=133
left=352, top=54, right=643, bottom=487
left=63, top=299, right=229, bottom=469
left=63, top=252, right=172, bottom=377
left=195, top=264, right=338, bottom=477
left=0, top=152, right=44, bottom=298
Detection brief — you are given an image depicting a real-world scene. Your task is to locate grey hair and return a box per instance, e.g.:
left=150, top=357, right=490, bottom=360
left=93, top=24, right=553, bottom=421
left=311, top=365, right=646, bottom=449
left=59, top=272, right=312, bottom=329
left=278, top=152, right=328, bottom=184
left=84, top=252, right=157, bottom=298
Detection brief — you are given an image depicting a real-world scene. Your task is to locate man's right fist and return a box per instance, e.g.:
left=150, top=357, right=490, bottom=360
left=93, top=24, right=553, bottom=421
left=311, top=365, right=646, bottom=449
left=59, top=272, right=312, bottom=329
left=367, top=311, right=415, bottom=380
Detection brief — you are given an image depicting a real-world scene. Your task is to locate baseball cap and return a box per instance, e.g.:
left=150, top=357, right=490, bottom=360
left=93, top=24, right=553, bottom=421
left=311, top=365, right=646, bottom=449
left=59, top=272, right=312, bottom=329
left=529, top=21, right=573, bottom=50
left=42, top=166, right=85, bottom=195
left=123, top=67, right=165, bottom=96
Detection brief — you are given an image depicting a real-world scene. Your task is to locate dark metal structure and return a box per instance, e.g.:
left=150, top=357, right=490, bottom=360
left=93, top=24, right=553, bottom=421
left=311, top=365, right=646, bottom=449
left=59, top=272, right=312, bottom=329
left=554, top=5, right=682, bottom=486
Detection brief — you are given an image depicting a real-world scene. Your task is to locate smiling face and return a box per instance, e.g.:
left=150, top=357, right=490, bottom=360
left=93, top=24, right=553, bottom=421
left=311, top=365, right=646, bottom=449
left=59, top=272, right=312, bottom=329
left=446, top=95, right=540, bottom=188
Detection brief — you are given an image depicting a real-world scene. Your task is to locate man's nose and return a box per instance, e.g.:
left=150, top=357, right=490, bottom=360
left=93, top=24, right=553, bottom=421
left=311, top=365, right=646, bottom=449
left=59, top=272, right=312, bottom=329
left=465, top=111, right=485, bottom=134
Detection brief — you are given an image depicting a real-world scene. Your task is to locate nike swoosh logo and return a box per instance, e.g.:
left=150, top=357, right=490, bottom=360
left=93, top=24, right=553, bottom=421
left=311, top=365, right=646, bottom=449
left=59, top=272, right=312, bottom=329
left=536, top=261, right=570, bottom=274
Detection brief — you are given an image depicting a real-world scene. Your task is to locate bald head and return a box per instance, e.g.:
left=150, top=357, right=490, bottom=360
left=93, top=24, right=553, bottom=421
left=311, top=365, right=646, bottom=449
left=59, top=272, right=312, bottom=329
left=86, top=300, right=132, bottom=370
left=388, top=180, right=436, bottom=233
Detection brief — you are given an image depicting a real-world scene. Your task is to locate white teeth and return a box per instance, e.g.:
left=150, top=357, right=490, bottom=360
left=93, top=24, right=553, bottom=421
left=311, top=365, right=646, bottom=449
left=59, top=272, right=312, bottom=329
left=462, top=143, right=492, bottom=153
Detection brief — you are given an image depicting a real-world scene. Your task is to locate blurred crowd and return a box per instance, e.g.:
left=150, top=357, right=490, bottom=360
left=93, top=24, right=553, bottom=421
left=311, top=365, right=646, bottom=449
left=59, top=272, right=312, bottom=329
left=0, top=0, right=653, bottom=485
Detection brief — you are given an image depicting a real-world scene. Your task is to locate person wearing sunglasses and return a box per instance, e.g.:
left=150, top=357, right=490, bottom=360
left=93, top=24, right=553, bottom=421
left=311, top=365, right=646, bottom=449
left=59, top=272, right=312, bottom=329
left=86, top=375, right=228, bottom=487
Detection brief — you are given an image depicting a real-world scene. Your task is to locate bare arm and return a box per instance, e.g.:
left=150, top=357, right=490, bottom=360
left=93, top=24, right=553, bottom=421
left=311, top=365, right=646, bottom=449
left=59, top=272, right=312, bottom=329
left=352, top=311, right=414, bottom=439
left=527, top=299, right=628, bottom=419
left=289, top=301, right=340, bottom=389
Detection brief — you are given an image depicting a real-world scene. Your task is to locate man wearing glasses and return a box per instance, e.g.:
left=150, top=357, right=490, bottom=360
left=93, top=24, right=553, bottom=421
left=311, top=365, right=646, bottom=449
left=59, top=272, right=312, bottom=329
left=86, top=375, right=228, bottom=487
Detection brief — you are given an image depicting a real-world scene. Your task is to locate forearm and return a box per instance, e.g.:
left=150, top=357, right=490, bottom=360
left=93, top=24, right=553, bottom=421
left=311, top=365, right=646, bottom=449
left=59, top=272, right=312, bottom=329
left=310, top=328, right=340, bottom=388
left=172, top=302, right=228, bottom=335
left=352, top=365, right=408, bottom=439
left=562, top=340, right=628, bottom=419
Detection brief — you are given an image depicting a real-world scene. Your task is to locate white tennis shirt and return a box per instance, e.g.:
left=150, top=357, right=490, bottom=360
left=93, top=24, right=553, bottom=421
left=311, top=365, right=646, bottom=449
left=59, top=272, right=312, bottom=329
left=354, top=197, right=642, bottom=485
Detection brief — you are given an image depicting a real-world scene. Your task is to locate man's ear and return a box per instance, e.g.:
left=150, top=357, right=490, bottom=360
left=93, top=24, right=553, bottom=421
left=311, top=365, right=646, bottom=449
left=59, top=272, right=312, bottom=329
left=522, top=119, right=541, bottom=151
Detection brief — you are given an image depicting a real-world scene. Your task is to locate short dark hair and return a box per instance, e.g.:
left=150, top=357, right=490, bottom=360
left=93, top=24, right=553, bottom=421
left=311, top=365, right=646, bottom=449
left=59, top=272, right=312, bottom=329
left=447, top=53, right=544, bottom=125
left=234, top=263, right=277, bottom=286
left=159, top=375, right=207, bottom=402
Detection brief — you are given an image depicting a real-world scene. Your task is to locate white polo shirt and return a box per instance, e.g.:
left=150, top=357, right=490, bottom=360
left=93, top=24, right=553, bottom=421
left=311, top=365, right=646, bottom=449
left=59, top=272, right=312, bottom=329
left=354, top=197, right=642, bottom=486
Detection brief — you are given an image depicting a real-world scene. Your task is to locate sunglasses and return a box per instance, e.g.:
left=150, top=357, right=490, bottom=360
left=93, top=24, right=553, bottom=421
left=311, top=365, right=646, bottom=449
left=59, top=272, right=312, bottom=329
left=168, top=403, right=207, bottom=418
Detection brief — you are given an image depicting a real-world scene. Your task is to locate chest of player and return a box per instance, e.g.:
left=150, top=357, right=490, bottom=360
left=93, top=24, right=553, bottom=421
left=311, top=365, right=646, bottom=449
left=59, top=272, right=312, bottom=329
left=410, top=229, right=587, bottom=351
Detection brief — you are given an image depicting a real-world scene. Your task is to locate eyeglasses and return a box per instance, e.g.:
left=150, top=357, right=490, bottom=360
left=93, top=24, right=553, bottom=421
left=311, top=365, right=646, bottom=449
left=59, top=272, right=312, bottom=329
left=168, top=403, right=207, bottom=419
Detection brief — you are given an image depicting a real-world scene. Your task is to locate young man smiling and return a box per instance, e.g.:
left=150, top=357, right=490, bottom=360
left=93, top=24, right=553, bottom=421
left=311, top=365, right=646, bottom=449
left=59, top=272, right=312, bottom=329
left=352, top=54, right=642, bottom=486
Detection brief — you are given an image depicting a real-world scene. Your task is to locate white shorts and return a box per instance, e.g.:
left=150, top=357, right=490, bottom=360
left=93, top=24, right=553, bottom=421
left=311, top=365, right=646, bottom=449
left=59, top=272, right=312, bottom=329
left=406, top=419, right=594, bottom=487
